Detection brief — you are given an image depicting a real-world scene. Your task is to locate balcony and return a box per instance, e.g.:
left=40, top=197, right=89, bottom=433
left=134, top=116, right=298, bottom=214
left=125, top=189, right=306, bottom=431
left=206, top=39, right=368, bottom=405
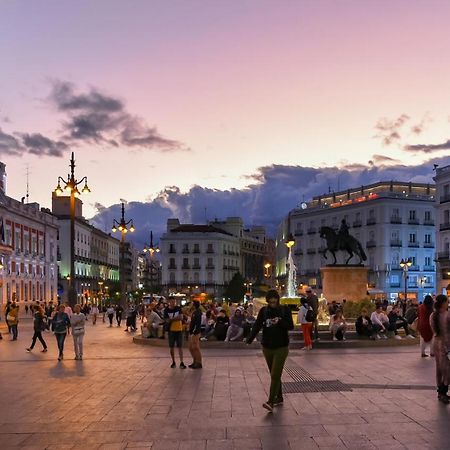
left=192, top=265, right=201, bottom=270
left=440, top=194, right=450, bottom=204
left=168, top=249, right=176, bottom=254
left=193, top=249, right=200, bottom=254
left=181, top=264, right=190, bottom=270
left=307, top=228, right=317, bottom=235
left=206, top=264, right=215, bottom=269
left=294, top=230, right=303, bottom=236
left=390, top=239, right=402, bottom=247
left=366, top=218, right=376, bottom=226
left=423, top=220, right=435, bottom=226
left=182, top=249, right=190, bottom=254
left=366, top=240, right=376, bottom=248
left=294, top=249, right=303, bottom=256
left=206, top=249, right=214, bottom=254
left=168, top=265, right=177, bottom=270
left=409, top=265, right=420, bottom=271
left=437, top=251, right=450, bottom=260
left=390, top=283, right=401, bottom=288
left=352, top=220, right=362, bottom=228
left=408, top=242, right=419, bottom=248
left=423, top=242, right=435, bottom=248
left=318, top=246, right=327, bottom=254
left=306, top=248, right=316, bottom=254
left=423, top=265, right=436, bottom=272
left=390, top=216, right=402, bottom=224
left=440, top=223, right=450, bottom=232
left=408, top=218, right=419, bottom=225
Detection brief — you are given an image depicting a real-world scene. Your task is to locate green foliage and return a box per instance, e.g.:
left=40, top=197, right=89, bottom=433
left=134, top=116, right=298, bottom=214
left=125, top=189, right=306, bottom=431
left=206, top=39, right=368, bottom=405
left=224, top=272, right=246, bottom=301
left=342, top=298, right=376, bottom=318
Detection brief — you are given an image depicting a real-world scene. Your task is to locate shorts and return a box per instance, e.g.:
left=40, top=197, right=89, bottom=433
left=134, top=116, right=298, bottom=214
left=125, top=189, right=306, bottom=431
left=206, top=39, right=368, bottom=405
left=168, top=331, right=183, bottom=348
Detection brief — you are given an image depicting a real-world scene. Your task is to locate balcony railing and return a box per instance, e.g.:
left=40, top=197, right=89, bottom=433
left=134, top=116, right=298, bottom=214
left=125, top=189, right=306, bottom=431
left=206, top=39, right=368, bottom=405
left=294, top=230, right=303, bottom=236
left=307, top=228, right=317, bottom=235
left=182, top=249, right=190, bottom=254
left=294, top=249, right=303, bottom=256
left=423, top=265, right=436, bottom=272
left=408, top=265, right=420, bottom=271
left=423, top=242, right=435, bottom=248
left=390, top=283, right=401, bottom=288
left=206, top=249, right=214, bottom=254
left=206, top=264, right=215, bottom=269
left=408, top=242, right=419, bottom=248
left=437, top=251, right=450, bottom=260
left=193, top=249, right=200, bottom=254
left=440, top=194, right=450, bottom=204
left=366, top=218, right=376, bottom=225
left=423, top=220, right=435, bottom=226
left=390, top=239, right=402, bottom=247
left=440, top=223, right=450, bottom=231
left=408, top=218, right=419, bottom=225
left=181, top=264, right=190, bottom=269
left=192, top=265, right=201, bottom=269
left=390, top=216, right=402, bottom=224
left=306, top=248, right=316, bottom=254
left=168, top=265, right=177, bottom=270
left=168, top=249, right=176, bottom=254
left=352, top=220, right=362, bottom=227
left=366, top=240, right=376, bottom=248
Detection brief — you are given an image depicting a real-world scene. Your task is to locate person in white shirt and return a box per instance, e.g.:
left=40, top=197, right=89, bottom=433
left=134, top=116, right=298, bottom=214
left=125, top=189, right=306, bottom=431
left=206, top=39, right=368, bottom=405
left=106, top=306, right=115, bottom=327
left=370, top=304, right=389, bottom=339
left=91, top=305, right=99, bottom=325
left=70, top=304, right=86, bottom=360
left=145, top=303, right=163, bottom=338
left=297, top=298, right=313, bottom=350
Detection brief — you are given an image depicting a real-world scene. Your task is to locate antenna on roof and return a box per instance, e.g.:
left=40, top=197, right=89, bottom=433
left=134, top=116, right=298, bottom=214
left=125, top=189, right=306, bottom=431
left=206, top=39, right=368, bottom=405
left=25, top=164, right=30, bottom=203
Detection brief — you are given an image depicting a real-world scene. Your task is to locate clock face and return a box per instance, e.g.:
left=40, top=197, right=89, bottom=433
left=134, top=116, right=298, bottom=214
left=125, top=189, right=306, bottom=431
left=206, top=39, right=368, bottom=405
left=301, top=202, right=307, bottom=210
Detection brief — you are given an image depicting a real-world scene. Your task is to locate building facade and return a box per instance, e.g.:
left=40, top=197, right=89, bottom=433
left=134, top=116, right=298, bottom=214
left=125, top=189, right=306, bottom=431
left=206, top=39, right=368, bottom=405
left=434, top=165, right=450, bottom=295
left=277, top=181, right=437, bottom=301
left=53, top=195, right=120, bottom=303
left=0, top=163, right=58, bottom=308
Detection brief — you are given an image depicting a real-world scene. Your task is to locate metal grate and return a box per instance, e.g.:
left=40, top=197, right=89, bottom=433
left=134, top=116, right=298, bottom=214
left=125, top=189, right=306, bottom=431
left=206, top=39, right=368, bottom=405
left=284, top=365, right=316, bottom=382
left=282, top=380, right=353, bottom=393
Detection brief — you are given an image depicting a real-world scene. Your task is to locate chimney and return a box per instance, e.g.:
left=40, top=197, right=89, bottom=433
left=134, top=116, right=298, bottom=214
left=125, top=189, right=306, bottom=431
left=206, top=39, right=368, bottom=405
left=0, top=162, right=6, bottom=194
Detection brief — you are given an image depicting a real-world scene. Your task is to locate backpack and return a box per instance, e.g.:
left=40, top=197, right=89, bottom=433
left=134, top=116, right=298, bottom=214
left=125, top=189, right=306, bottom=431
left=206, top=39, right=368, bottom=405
left=305, top=307, right=316, bottom=323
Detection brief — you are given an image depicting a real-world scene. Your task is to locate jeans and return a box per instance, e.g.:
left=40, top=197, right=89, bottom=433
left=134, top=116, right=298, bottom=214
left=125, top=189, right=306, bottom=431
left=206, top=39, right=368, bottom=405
left=73, top=332, right=84, bottom=358
left=262, top=346, right=289, bottom=403
left=389, top=319, right=409, bottom=335
left=30, top=331, right=47, bottom=349
left=55, top=332, right=67, bottom=356
left=10, top=324, right=18, bottom=340
left=310, top=318, right=319, bottom=340
left=116, top=314, right=122, bottom=326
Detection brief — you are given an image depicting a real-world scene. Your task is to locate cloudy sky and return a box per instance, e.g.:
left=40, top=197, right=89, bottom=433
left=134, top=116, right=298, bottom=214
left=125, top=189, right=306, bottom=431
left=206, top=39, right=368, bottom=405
left=1, top=0, right=450, bottom=243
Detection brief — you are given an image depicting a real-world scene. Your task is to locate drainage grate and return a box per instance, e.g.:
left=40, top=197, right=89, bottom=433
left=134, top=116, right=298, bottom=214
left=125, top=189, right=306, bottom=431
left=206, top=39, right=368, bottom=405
left=282, top=380, right=353, bottom=393
left=284, top=365, right=316, bottom=382
left=348, top=383, right=435, bottom=391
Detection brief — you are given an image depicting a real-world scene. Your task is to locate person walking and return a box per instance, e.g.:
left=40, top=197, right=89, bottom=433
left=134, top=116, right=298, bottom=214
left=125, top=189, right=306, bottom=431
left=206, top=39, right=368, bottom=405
left=297, top=298, right=313, bottom=350
left=70, top=304, right=86, bottom=360
left=430, top=294, right=450, bottom=403
left=51, top=304, right=71, bottom=361
left=26, top=306, right=48, bottom=352
left=188, top=300, right=202, bottom=369
left=247, top=289, right=294, bottom=413
left=7, top=302, right=19, bottom=341
left=4, top=300, right=12, bottom=334
left=418, top=295, right=434, bottom=357
left=164, top=297, right=186, bottom=369
left=106, top=305, right=115, bottom=327
left=115, top=304, right=124, bottom=327
left=91, top=304, right=99, bottom=325
left=305, top=287, right=319, bottom=341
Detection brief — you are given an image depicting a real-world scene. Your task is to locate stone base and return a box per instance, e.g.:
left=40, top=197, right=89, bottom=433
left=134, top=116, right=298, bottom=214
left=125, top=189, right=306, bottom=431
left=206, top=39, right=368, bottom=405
left=320, top=265, right=369, bottom=302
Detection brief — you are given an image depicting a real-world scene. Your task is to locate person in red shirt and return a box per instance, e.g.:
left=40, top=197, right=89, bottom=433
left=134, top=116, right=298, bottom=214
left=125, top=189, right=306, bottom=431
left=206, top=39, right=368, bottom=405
left=418, top=295, right=434, bottom=357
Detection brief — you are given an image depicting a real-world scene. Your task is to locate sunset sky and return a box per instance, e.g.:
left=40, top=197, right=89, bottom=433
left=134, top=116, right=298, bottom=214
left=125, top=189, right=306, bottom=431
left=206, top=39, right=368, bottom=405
left=1, top=0, right=450, bottom=240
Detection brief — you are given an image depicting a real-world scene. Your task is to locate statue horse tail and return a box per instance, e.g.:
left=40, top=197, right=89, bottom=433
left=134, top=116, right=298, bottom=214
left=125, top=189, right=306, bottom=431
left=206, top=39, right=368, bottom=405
left=357, top=241, right=367, bottom=261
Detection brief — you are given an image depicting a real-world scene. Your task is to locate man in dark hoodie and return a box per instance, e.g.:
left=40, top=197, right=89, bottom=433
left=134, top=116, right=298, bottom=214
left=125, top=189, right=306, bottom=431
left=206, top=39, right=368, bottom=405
left=247, top=289, right=294, bottom=413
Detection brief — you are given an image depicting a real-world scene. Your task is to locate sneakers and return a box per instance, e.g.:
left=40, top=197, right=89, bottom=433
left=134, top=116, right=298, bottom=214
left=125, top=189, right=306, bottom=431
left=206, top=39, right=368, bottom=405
left=41, top=348, right=48, bottom=353
left=170, top=362, right=176, bottom=368
left=333, top=336, right=338, bottom=341
left=438, top=394, right=450, bottom=404
left=273, top=398, right=284, bottom=406
left=382, top=334, right=388, bottom=339
left=394, top=335, right=402, bottom=340
left=200, top=337, right=208, bottom=341
left=262, top=402, right=274, bottom=413
left=180, top=362, right=187, bottom=369
left=189, top=363, right=202, bottom=369
left=406, top=334, right=416, bottom=340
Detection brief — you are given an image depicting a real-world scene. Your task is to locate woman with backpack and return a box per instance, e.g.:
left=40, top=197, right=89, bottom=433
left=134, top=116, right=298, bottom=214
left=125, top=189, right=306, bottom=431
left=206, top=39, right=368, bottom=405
left=26, top=306, right=48, bottom=353
left=246, top=289, right=294, bottom=413
left=297, top=298, right=313, bottom=350
left=51, top=304, right=71, bottom=361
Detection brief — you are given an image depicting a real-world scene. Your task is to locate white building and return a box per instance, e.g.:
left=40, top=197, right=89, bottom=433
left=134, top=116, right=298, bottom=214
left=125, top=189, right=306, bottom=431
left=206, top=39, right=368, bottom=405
left=277, top=181, right=437, bottom=301
left=0, top=162, right=58, bottom=308
left=434, top=165, right=450, bottom=295
left=53, top=195, right=120, bottom=302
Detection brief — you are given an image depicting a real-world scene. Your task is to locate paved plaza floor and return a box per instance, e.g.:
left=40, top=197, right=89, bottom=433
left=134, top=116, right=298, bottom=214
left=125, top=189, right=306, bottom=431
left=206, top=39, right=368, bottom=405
left=0, top=318, right=449, bottom=450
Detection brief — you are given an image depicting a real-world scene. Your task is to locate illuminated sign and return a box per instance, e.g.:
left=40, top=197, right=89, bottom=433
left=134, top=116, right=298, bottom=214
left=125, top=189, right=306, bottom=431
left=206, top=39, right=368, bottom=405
left=330, top=193, right=379, bottom=208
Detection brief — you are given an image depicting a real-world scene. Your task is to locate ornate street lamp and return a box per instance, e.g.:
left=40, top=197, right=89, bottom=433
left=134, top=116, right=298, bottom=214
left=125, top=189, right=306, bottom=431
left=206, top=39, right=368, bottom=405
left=54, top=152, right=91, bottom=307
left=112, top=202, right=135, bottom=306
left=143, top=231, right=160, bottom=293
left=399, top=257, right=412, bottom=306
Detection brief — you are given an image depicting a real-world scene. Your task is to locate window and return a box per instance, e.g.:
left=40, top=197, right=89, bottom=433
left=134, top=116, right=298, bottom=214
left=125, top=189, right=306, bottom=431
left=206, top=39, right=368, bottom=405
left=409, top=210, right=416, bottom=220
left=392, top=208, right=399, bottom=217
left=369, top=209, right=375, bottom=218
left=169, top=243, right=176, bottom=253
left=409, top=233, right=416, bottom=243
left=425, top=256, right=432, bottom=266
left=207, top=257, right=213, bottom=267
left=411, top=256, right=417, bottom=265
left=207, top=243, right=214, bottom=253
left=194, top=244, right=200, bottom=253
left=392, top=253, right=399, bottom=265
left=425, top=211, right=431, bottom=221
left=425, top=234, right=431, bottom=244
left=391, top=274, right=400, bottom=285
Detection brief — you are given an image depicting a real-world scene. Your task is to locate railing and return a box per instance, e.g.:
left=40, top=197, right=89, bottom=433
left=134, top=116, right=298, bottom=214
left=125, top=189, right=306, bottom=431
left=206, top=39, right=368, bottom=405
left=390, top=216, right=402, bottom=224
left=294, top=249, right=303, bottom=255
left=352, top=220, right=362, bottom=227
left=423, top=242, right=435, bottom=248
left=408, top=218, right=419, bottom=225
left=206, top=249, right=214, bottom=254
left=193, top=249, right=200, bottom=254
left=409, top=265, right=420, bottom=271
left=306, top=248, right=316, bottom=254
left=390, top=283, right=401, bottom=288
left=206, top=265, right=215, bottom=269
left=294, top=230, right=303, bottom=236
left=440, top=194, right=450, bottom=204
left=307, top=228, right=316, bottom=235
left=168, top=249, right=176, bottom=254
left=440, top=223, right=450, bottom=231
left=192, top=265, right=201, bottom=269
left=366, top=240, right=376, bottom=248
left=366, top=218, right=376, bottom=225
left=168, top=265, right=177, bottom=270
left=423, top=265, right=435, bottom=271
left=390, top=239, right=402, bottom=247
left=408, top=242, right=419, bottom=248
left=182, top=249, right=190, bottom=254
left=423, top=220, right=435, bottom=226
left=181, top=264, right=190, bottom=269
left=437, top=251, right=450, bottom=260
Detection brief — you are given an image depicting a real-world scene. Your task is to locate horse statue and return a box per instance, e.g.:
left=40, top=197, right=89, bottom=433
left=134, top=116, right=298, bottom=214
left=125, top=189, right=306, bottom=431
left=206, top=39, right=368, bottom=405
left=319, top=225, right=367, bottom=265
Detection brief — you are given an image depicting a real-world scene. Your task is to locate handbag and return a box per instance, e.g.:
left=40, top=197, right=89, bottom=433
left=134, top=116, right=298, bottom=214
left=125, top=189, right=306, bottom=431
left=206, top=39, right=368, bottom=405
left=6, top=313, right=15, bottom=322
left=410, top=318, right=418, bottom=332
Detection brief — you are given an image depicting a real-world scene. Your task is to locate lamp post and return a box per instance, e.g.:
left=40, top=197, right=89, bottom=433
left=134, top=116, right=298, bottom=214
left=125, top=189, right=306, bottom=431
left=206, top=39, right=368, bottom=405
left=54, top=152, right=91, bottom=307
left=399, top=258, right=412, bottom=308
left=112, top=203, right=135, bottom=307
left=143, top=231, right=160, bottom=294
left=264, top=262, right=272, bottom=286
left=285, top=233, right=297, bottom=298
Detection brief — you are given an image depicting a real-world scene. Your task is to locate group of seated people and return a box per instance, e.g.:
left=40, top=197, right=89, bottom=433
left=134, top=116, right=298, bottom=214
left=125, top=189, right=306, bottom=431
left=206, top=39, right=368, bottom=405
left=142, top=300, right=256, bottom=342
left=356, top=300, right=417, bottom=340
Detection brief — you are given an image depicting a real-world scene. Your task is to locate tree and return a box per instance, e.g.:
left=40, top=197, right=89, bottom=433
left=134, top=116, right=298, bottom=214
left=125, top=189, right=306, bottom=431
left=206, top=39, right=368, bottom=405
left=225, top=272, right=246, bottom=302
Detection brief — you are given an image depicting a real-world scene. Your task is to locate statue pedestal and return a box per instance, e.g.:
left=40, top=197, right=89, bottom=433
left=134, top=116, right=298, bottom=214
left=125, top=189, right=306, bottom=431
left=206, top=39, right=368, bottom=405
left=320, top=266, right=369, bottom=302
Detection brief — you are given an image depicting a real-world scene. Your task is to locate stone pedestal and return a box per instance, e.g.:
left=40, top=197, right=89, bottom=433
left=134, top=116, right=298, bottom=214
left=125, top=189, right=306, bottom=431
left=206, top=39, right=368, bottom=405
left=320, top=265, right=369, bottom=302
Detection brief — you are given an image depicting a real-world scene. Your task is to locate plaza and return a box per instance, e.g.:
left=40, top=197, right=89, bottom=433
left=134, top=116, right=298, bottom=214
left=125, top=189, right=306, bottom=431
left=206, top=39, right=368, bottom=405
left=0, top=318, right=449, bottom=450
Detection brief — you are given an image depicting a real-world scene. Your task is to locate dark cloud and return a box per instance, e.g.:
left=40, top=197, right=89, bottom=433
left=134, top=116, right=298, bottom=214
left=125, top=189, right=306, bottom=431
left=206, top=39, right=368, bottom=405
left=374, top=114, right=410, bottom=146
left=20, top=132, right=67, bottom=157
left=405, top=140, right=450, bottom=153
left=0, top=128, right=23, bottom=156
left=90, top=157, right=449, bottom=241
left=49, top=80, right=185, bottom=152
left=369, top=154, right=401, bottom=165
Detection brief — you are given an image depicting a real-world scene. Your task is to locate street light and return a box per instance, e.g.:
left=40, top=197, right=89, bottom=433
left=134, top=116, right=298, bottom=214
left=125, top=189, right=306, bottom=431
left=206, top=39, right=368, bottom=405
left=54, top=152, right=90, bottom=307
left=143, top=231, right=160, bottom=294
left=399, top=258, right=412, bottom=304
left=112, top=202, right=135, bottom=307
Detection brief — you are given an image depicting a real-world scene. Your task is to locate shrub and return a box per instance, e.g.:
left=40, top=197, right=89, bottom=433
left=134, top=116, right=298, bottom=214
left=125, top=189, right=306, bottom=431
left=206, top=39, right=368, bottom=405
left=343, top=298, right=376, bottom=318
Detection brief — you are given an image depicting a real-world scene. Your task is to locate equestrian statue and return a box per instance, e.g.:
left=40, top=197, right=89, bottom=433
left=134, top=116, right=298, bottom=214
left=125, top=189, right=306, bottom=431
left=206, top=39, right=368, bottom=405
left=319, top=219, right=367, bottom=265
